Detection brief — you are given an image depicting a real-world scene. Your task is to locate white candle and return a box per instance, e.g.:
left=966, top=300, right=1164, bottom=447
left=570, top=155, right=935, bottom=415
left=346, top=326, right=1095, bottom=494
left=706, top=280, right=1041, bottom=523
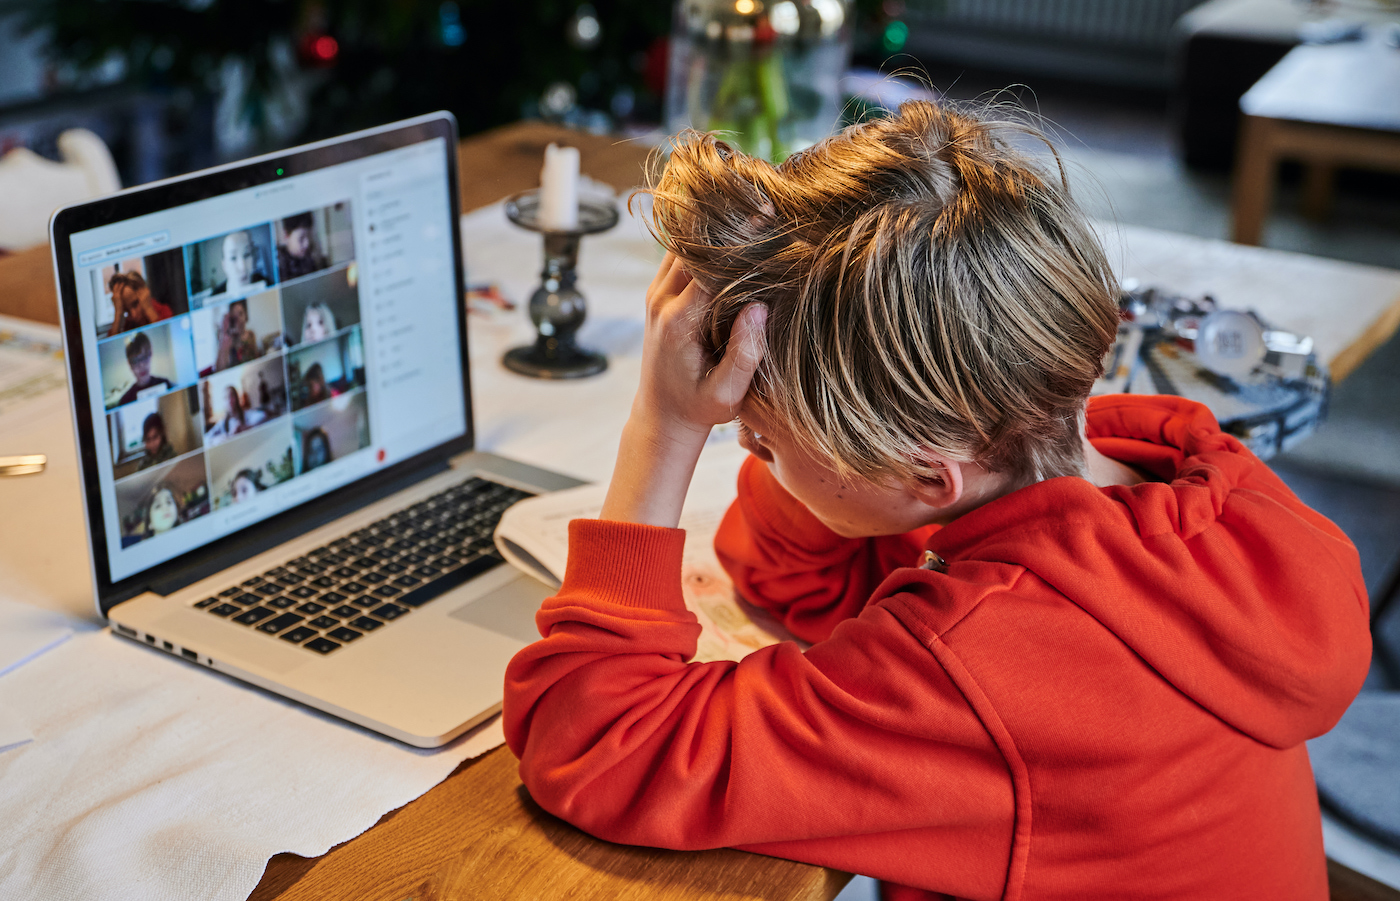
left=538, top=143, right=580, bottom=231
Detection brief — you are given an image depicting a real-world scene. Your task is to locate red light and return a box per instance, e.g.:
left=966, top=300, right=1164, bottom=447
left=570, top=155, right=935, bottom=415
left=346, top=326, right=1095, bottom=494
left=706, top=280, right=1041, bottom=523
left=377, top=448, right=386, bottom=462
left=313, top=35, right=339, bottom=62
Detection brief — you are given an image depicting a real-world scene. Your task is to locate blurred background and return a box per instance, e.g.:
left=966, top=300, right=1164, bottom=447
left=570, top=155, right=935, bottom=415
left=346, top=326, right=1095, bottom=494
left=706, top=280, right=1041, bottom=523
left=1, top=0, right=1395, bottom=259
left=0, top=0, right=1394, bottom=227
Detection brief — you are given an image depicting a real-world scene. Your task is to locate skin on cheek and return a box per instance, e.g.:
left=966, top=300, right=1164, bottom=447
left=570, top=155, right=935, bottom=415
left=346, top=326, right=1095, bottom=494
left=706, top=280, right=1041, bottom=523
left=778, top=455, right=930, bottom=537
left=738, top=411, right=920, bottom=537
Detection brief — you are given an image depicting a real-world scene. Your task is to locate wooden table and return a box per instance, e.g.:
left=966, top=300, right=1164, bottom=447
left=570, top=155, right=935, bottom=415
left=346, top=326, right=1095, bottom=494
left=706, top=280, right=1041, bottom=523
left=1231, top=29, right=1400, bottom=246
left=5, top=119, right=1400, bottom=901
left=1095, top=223, right=1400, bottom=384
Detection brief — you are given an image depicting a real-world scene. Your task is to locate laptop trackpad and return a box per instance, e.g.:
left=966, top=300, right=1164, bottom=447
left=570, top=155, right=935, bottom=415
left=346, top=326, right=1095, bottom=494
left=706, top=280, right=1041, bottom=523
left=448, top=575, right=550, bottom=645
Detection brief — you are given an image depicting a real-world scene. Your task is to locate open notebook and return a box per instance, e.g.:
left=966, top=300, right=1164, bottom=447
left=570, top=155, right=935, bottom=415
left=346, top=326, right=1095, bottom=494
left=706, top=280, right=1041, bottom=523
left=493, top=445, right=802, bottom=663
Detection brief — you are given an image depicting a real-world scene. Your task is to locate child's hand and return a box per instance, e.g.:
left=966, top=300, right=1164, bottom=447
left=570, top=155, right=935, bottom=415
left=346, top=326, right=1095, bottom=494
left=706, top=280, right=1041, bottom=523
left=635, top=252, right=767, bottom=443
left=600, top=253, right=767, bottom=528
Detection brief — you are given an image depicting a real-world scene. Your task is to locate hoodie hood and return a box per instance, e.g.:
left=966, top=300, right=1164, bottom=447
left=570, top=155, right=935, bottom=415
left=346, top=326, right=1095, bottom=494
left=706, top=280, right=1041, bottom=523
left=925, top=395, right=1370, bottom=750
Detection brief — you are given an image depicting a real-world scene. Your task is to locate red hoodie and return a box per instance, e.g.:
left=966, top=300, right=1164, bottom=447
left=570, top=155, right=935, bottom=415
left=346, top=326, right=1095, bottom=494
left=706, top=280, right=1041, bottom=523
left=503, top=395, right=1371, bottom=900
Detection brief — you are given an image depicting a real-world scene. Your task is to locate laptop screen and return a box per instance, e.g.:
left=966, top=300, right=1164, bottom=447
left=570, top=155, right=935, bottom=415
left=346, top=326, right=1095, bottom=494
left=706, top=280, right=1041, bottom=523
left=59, top=124, right=468, bottom=586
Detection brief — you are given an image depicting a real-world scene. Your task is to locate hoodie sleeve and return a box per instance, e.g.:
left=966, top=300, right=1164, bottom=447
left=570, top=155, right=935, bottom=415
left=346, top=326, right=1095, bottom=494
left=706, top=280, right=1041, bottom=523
left=714, top=455, right=938, bottom=643
left=502, top=518, right=1015, bottom=900
left=1078, top=394, right=1372, bottom=747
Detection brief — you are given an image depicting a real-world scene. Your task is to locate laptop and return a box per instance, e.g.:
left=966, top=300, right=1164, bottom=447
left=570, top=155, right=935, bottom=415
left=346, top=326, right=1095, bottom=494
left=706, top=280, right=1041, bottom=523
left=49, top=112, right=581, bottom=748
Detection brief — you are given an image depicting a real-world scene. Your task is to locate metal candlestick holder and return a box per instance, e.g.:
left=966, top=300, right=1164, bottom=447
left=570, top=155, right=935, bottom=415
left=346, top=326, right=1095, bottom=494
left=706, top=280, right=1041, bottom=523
left=502, top=190, right=619, bottom=379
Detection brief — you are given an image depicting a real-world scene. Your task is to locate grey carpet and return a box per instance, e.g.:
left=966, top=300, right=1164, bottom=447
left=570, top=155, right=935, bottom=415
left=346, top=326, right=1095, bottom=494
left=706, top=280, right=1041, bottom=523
left=1310, top=691, right=1400, bottom=853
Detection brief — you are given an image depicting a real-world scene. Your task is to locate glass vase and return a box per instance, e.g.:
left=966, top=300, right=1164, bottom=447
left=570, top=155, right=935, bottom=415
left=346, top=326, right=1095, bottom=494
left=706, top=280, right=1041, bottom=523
left=665, top=0, right=853, bottom=163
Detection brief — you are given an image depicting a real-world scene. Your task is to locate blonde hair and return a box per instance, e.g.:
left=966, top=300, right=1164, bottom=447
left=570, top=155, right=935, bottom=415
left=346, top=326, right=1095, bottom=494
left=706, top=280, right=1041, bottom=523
left=643, top=99, right=1120, bottom=486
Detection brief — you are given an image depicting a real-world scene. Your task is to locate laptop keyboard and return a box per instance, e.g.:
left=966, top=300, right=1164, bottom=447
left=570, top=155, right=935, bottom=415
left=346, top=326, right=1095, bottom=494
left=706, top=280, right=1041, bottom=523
left=193, top=476, right=534, bottom=655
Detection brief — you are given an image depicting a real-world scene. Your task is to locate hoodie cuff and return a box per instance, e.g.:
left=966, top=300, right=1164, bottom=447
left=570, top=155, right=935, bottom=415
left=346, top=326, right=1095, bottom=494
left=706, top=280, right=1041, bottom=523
left=560, top=519, right=688, bottom=613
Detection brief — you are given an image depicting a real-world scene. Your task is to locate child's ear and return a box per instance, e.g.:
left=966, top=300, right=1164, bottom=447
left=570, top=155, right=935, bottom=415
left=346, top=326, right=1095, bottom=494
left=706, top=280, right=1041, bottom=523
left=907, top=451, right=965, bottom=510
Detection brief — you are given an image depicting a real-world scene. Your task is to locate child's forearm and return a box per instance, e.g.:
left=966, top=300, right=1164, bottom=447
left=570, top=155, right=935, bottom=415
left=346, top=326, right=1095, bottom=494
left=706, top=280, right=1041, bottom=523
left=599, top=409, right=708, bottom=529
left=502, top=527, right=1012, bottom=888
left=598, top=251, right=766, bottom=528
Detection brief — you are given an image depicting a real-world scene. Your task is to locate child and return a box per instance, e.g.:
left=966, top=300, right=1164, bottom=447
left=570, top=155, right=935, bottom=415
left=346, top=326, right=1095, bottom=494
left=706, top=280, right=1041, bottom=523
left=215, top=298, right=260, bottom=371
left=300, top=426, right=333, bottom=473
left=278, top=211, right=330, bottom=281
left=299, top=302, right=338, bottom=344
left=116, top=331, right=173, bottom=406
left=143, top=483, right=182, bottom=536
left=137, top=412, right=176, bottom=470
left=107, top=271, right=173, bottom=336
left=205, top=385, right=250, bottom=445
left=210, top=230, right=270, bottom=299
left=502, top=101, right=1371, bottom=900
left=300, top=362, right=330, bottom=407
left=229, top=468, right=264, bottom=504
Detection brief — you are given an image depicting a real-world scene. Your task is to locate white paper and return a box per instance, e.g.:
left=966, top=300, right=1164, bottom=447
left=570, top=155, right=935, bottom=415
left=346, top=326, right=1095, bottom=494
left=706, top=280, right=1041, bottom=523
left=494, top=482, right=605, bottom=585
left=494, top=441, right=801, bottom=664
left=0, top=596, right=74, bottom=677
left=0, top=314, right=68, bottom=431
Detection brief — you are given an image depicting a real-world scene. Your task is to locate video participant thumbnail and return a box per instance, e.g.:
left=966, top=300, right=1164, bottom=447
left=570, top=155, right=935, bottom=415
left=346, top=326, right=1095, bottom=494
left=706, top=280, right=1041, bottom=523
left=107, top=387, right=203, bottom=480
left=287, top=327, right=365, bottom=412
left=281, top=264, right=361, bottom=347
left=190, top=289, right=285, bottom=377
left=91, top=247, right=191, bottom=339
left=292, top=390, right=370, bottom=475
left=207, top=420, right=295, bottom=509
left=98, top=320, right=198, bottom=411
left=114, top=454, right=211, bottom=548
left=275, top=202, right=355, bottom=282
left=186, top=224, right=277, bottom=305
left=200, top=355, right=289, bottom=447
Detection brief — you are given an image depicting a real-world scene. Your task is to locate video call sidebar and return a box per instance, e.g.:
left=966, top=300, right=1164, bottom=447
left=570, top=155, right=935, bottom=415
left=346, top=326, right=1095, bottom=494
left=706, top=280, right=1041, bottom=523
left=357, top=146, right=463, bottom=433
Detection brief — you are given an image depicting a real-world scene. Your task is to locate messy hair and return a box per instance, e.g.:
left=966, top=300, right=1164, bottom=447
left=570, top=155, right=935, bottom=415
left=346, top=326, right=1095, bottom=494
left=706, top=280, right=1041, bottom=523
left=142, top=412, right=166, bottom=439
left=642, top=99, right=1120, bottom=486
left=109, top=271, right=147, bottom=292
left=124, top=330, right=153, bottom=362
left=282, top=211, right=314, bottom=233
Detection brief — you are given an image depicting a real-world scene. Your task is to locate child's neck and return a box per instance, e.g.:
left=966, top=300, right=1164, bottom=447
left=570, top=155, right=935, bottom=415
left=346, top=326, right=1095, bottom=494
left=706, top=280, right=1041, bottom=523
left=1083, top=437, right=1149, bottom=487
left=954, top=440, right=1149, bottom=520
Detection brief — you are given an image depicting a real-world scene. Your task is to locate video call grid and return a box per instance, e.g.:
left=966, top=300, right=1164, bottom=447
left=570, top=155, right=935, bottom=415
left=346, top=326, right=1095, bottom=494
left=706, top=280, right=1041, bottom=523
left=92, top=202, right=374, bottom=550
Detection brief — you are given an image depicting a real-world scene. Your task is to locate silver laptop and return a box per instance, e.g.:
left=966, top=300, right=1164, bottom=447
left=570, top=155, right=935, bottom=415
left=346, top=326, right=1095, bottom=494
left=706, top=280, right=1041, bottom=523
left=49, top=113, right=579, bottom=748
